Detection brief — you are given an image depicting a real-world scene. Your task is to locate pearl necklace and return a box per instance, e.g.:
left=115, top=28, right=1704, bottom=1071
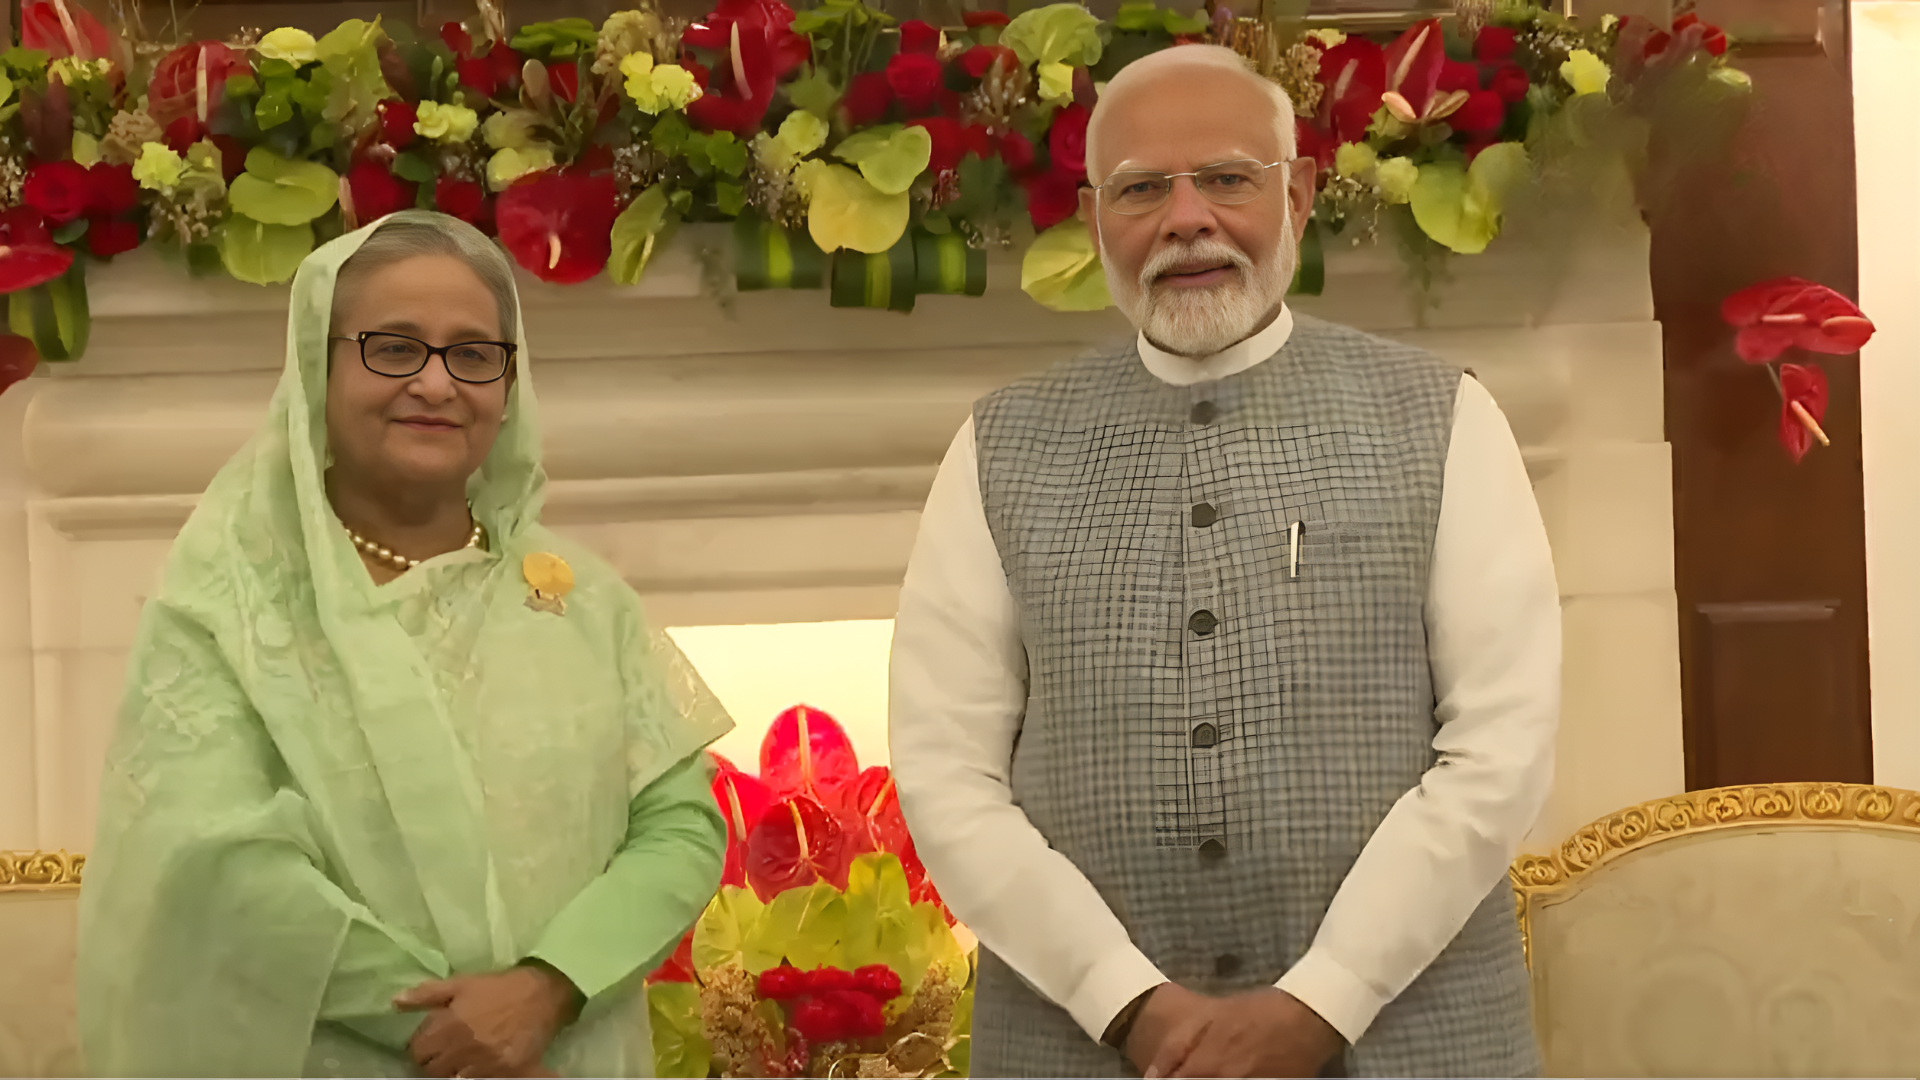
left=344, top=510, right=485, bottom=571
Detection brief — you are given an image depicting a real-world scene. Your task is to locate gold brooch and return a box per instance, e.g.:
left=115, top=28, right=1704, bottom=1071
left=523, top=552, right=574, bottom=616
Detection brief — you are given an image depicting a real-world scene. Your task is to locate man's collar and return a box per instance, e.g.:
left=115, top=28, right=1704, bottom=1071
left=1136, top=306, right=1295, bottom=387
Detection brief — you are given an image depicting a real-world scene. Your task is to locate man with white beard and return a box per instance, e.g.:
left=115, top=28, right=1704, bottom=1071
left=888, top=45, right=1558, bottom=1079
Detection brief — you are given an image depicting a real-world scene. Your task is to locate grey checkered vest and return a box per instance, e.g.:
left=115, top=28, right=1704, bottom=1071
left=967, top=315, right=1538, bottom=1078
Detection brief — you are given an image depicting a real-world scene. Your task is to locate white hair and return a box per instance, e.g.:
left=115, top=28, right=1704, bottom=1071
left=1083, top=44, right=1297, bottom=180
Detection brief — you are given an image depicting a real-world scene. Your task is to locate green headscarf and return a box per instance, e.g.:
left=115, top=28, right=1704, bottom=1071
left=77, top=216, right=732, bottom=1076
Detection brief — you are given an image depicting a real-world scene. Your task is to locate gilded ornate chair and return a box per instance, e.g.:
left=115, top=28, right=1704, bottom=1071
left=1511, top=783, right=1920, bottom=1077
left=0, top=851, right=84, bottom=1078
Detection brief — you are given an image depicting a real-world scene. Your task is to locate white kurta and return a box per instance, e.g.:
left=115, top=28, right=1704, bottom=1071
left=888, top=309, right=1561, bottom=1046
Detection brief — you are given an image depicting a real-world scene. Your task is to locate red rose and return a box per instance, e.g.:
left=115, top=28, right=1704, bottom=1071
left=756, top=965, right=810, bottom=1000
left=996, top=129, right=1034, bottom=172
left=961, top=44, right=1017, bottom=79
left=86, top=217, right=139, bottom=257
left=458, top=55, right=497, bottom=98
left=496, top=172, right=619, bottom=283
left=1048, top=102, right=1090, bottom=176
left=345, top=160, right=419, bottom=227
left=853, top=965, right=903, bottom=1001
left=0, top=335, right=37, bottom=399
left=573, top=143, right=615, bottom=175
left=149, top=42, right=248, bottom=127
left=1474, top=26, right=1518, bottom=66
left=547, top=61, right=580, bottom=104
left=1436, top=59, right=1479, bottom=95
left=85, top=163, right=137, bottom=217
left=1449, top=90, right=1505, bottom=134
left=435, top=178, right=492, bottom=230
left=1488, top=64, right=1529, bottom=104
left=791, top=997, right=845, bottom=1043
left=962, top=10, right=1010, bottom=28
left=806, top=967, right=858, bottom=994
left=1022, top=167, right=1082, bottom=232
left=377, top=99, right=418, bottom=149
left=900, top=19, right=941, bottom=54
left=886, top=52, right=944, bottom=111
left=20, top=0, right=110, bottom=61
left=840, top=71, right=896, bottom=127
left=909, top=116, right=966, bottom=172
left=824, top=989, right=886, bottom=1039
left=959, top=122, right=994, bottom=162
left=22, top=161, right=89, bottom=225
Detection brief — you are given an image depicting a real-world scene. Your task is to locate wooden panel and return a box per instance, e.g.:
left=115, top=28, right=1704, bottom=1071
left=1691, top=601, right=1868, bottom=786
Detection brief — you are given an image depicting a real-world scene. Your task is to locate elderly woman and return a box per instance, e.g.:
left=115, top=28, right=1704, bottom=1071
left=76, top=211, right=731, bottom=1078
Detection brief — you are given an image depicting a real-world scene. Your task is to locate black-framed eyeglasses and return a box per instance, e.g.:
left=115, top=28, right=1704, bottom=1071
left=1096, top=158, right=1293, bottom=216
left=330, top=331, right=516, bottom=384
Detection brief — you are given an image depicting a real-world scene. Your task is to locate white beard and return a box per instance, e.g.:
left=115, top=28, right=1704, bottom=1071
left=1102, top=209, right=1297, bottom=359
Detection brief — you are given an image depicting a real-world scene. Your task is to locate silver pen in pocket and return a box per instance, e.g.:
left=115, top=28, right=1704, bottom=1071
left=1288, top=520, right=1303, bottom=579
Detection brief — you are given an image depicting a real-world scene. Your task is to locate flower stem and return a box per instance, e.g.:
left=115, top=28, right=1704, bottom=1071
left=1766, top=361, right=1785, bottom=399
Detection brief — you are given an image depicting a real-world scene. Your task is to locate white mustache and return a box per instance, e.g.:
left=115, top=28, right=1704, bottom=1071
left=1139, top=240, right=1254, bottom=289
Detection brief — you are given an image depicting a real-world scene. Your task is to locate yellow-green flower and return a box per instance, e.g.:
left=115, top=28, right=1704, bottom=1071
left=482, top=110, right=540, bottom=150
left=1306, top=29, right=1347, bottom=47
left=620, top=52, right=701, bottom=114
left=132, top=143, right=187, bottom=191
left=49, top=57, right=110, bottom=86
left=185, top=141, right=224, bottom=181
left=1036, top=60, right=1074, bottom=104
left=1375, top=156, right=1418, bottom=204
left=774, top=111, right=827, bottom=159
left=1710, top=67, right=1753, bottom=92
left=416, top=101, right=480, bottom=144
left=1560, top=49, right=1610, bottom=97
left=258, top=27, right=320, bottom=65
left=1334, top=142, right=1377, bottom=179
left=594, top=9, right=664, bottom=75
left=71, top=131, right=101, bottom=168
left=487, top=146, right=556, bottom=191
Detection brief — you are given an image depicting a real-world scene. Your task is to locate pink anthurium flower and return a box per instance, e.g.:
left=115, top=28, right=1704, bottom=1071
left=1380, top=19, right=1469, bottom=125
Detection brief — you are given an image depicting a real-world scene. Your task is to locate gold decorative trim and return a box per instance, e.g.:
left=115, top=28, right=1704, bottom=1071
left=0, top=850, right=85, bottom=889
left=1508, top=782, right=1920, bottom=968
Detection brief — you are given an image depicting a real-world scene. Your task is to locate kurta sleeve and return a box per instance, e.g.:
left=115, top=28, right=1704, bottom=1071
left=77, top=602, right=453, bottom=1077
left=524, top=754, right=726, bottom=1003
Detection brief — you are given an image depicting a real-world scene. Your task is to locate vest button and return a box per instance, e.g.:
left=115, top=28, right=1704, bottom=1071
left=1214, top=953, right=1243, bottom=977
left=1191, top=722, right=1218, bottom=748
left=1188, top=609, right=1217, bottom=636
left=1190, top=401, right=1217, bottom=425
left=1199, top=837, right=1227, bottom=858
left=1191, top=502, right=1219, bottom=528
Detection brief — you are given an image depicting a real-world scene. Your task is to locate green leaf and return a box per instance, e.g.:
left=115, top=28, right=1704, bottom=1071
left=1021, top=217, right=1112, bottom=311
left=50, top=218, right=87, bottom=245
left=224, top=73, right=259, bottom=99
left=218, top=215, right=315, bottom=284
left=787, top=67, right=840, bottom=118
left=903, top=900, right=969, bottom=997
left=748, top=883, right=848, bottom=972
left=1, top=48, right=48, bottom=78
left=797, top=160, right=910, bottom=254
left=707, top=133, right=749, bottom=178
left=8, top=260, right=89, bottom=362
left=255, top=89, right=294, bottom=130
left=608, top=185, right=678, bottom=286
left=229, top=148, right=339, bottom=226
left=669, top=189, right=694, bottom=215
left=1001, top=4, right=1104, bottom=70
left=692, top=886, right=775, bottom=973
left=921, top=209, right=951, bottom=235
left=647, top=982, right=712, bottom=1079
left=511, top=18, right=599, bottom=60
left=832, top=125, right=932, bottom=196
left=841, top=854, right=916, bottom=980
left=1408, top=141, right=1529, bottom=255
left=392, top=151, right=435, bottom=184
left=652, top=111, right=692, bottom=156
left=714, top=180, right=746, bottom=216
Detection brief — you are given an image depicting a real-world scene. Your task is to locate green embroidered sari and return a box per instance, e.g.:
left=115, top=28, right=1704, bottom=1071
left=77, top=219, right=732, bottom=1077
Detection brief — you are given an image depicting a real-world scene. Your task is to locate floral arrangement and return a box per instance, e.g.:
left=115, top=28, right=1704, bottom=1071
left=1719, top=277, right=1875, bottom=464
left=646, top=705, right=971, bottom=1079
left=0, top=0, right=1751, bottom=389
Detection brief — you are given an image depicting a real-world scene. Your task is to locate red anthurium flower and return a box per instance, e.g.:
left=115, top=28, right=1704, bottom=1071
left=1295, top=118, right=1333, bottom=170
left=149, top=42, right=248, bottom=128
left=760, top=704, right=861, bottom=803
left=490, top=43, right=526, bottom=90
left=962, top=10, right=1010, bottom=28
left=886, top=52, right=944, bottom=113
left=1673, top=12, right=1729, bottom=57
left=547, top=60, right=581, bottom=104
left=1625, top=14, right=1674, bottom=61
left=757, top=964, right=810, bottom=1000
left=0, top=335, right=36, bottom=397
left=1778, top=362, right=1829, bottom=464
left=1023, top=167, right=1083, bottom=232
left=1315, top=38, right=1386, bottom=145
left=1449, top=90, right=1506, bottom=135
left=900, top=19, right=941, bottom=54
left=344, top=160, right=419, bottom=228
left=440, top=21, right=474, bottom=54
left=0, top=207, right=75, bottom=292
left=1381, top=19, right=1469, bottom=125
left=744, top=794, right=850, bottom=899
left=20, top=0, right=110, bottom=61
left=1475, top=25, right=1518, bottom=66
left=84, top=163, right=137, bottom=218
left=209, top=135, right=247, bottom=183
left=713, top=754, right=772, bottom=886
left=997, top=129, right=1035, bottom=172
left=646, top=930, right=697, bottom=984
left=852, top=765, right=913, bottom=858
left=1489, top=64, right=1530, bottom=104
left=683, top=0, right=810, bottom=135
left=458, top=55, right=498, bottom=97
left=961, top=43, right=1018, bottom=80
left=496, top=172, right=619, bottom=283
left=1721, top=276, right=1876, bottom=363
left=840, top=71, right=896, bottom=127
left=1048, top=102, right=1090, bottom=176
left=163, top=115, right=206, bottom=154
left=22, top=161, right=89, bottom=226
left=377, top=99, right=418, bottom=149
left=910, top=117, right=966, bottom=172
left=854, top=964, right=903, bottom=1002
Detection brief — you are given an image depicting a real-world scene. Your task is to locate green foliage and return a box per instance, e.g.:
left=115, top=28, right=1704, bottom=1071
left=645, top=982, right=711, bottom=1079
left=510, top=18, right=600, bottom=61
left=608, top=184, right=680, bottom=286
left=217, top=215, right=315, bottom=284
